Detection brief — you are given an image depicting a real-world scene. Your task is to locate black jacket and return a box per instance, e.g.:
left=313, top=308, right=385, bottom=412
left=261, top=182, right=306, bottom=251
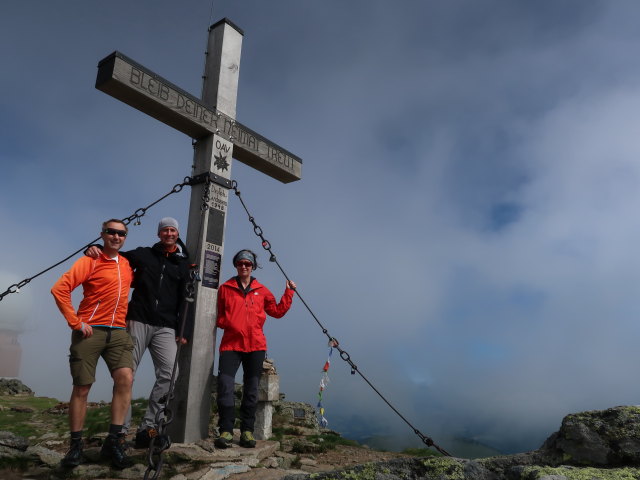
left=123, top=240, right=191, bottom=332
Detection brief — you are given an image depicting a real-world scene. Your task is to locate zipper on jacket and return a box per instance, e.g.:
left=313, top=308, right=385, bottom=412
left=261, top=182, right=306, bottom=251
left=87, top=300, right=101, bottom=323
left=155, top=263, right=166, bottom=312
left=111, top=261, right=122, bottom=327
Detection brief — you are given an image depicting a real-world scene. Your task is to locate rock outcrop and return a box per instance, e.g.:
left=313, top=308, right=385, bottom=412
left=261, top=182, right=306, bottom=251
left=3, top=405, right=640, bottom=479
left=284, top=406, right=640, bottom=480
left=541, top=405, right=640, bottom=466
left=0, top=378, right=33, bottom=396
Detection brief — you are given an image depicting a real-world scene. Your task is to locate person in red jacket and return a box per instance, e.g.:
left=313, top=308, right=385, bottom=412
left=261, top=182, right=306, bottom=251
left=214, top=249, right=296, bottom=449
left=51, top=219, right=134, bottom=469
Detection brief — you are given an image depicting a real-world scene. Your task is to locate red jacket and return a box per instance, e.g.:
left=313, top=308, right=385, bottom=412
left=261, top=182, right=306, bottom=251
left=217, top=277, right=294, bottom=352
left=51, top=254, right=133, bottom=330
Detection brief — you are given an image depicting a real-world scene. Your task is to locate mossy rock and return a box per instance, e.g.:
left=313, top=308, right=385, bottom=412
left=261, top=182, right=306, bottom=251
left=543, top=406, right=640, bottom=467
left=520, top=465, right=640, bottom=480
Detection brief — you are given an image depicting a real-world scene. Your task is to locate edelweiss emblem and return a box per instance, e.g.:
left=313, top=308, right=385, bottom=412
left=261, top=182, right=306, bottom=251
left=214, top=152, right=229, bottom=171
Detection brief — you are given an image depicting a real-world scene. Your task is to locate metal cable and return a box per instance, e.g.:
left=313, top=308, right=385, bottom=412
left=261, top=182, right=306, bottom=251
left=0, top=177, right=191, bottom=302
left=230, top=180, right=452, bottom=457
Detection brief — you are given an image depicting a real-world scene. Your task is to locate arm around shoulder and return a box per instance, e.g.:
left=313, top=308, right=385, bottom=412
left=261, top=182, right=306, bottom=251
left=119, top=246, right=143, bottom=266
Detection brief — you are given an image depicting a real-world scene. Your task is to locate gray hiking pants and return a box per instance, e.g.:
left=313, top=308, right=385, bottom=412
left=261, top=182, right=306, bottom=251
left=127, top=320, right=179, bottom=431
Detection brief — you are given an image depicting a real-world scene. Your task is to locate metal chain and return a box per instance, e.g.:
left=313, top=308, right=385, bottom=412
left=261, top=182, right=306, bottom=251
left=200, top=176, right=211, bottom=212
left=0, top=177, right=192, bottom=303
left=230, top=180, right=452, bottom=458
left=189, top=174, right=212, bottom=276
left=144, top=266, right=200, bottom=480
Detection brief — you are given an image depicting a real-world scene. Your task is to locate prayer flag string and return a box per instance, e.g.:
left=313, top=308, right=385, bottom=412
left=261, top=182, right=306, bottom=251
left=316, top=338, right=338, bottom=428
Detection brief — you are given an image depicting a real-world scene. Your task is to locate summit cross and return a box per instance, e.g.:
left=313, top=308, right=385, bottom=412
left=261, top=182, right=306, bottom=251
left=95, top=18, right=302, bottom=442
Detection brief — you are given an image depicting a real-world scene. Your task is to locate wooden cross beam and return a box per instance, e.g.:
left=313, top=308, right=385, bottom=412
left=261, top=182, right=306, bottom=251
left=94, top=18, right=302, bottom=442
left=96, top=53, right=302, bottom=183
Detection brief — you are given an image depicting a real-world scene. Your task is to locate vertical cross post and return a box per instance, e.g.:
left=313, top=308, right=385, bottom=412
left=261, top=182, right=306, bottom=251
left=168, top=19, right=243, bottom=443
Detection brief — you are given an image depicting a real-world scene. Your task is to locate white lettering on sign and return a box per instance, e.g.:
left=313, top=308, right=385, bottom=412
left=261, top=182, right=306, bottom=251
left=209, top=184, right=228, bottom=212
left=206, top=243, right=221, bottom=253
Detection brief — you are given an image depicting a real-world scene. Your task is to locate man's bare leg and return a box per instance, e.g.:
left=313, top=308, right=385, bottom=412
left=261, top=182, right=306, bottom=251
left=69, top=384, right=91, bottom=432
left=110, top=367, right=133, bottom=425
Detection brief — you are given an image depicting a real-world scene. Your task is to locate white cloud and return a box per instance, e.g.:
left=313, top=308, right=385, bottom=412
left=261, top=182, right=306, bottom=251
left=3, top=0, right=640, bottom=456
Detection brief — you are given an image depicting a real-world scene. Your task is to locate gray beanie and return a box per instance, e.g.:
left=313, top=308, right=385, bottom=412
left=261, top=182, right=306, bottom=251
left=158, top=217, right=179, bottom=233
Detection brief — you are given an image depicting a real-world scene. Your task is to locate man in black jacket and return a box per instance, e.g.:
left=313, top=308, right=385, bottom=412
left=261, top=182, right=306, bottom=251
left=87, top=217, right=191, bottom=448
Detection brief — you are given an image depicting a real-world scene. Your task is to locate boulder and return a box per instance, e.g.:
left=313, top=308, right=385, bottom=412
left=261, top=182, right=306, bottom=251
left=0, top=379, right=33, bottom=396
left=0, top=431, right=28, bottom=451
left=540, top=406, right=640, bottom=466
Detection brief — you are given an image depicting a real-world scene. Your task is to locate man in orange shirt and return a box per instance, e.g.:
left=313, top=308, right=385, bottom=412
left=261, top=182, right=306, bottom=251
left=52, top=219, right=134, bottom=469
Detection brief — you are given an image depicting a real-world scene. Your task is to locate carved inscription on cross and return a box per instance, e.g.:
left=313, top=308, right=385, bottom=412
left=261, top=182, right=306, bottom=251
left=95, top=18, right=302, bottom=442
left=96, top=55, right=302, bottom=183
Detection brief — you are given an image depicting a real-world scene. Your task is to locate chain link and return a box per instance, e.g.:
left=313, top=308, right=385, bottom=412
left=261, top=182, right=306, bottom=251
left=200, top=176, right=211, bottom=212
left=230, top=180, right=452, bottom=458
left=0, top=178, right=192, bottom=303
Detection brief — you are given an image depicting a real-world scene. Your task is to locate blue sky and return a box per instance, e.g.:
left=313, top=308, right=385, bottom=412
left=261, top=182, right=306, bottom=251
left=3, top=0, right=640, bottom=455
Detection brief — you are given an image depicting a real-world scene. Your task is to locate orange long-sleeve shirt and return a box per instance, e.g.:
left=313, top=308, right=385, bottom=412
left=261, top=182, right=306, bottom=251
left=51, top=254, right=133, bottom=330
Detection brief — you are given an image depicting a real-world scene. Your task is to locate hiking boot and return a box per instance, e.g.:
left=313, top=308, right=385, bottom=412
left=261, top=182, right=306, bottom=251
left=214, top=431, right=233, bottom=449
left=60, top=438, right=83, bottom=468
left=134, top=427, right=158, bottom=449
left=239, top=431, right=256, bottom=448
left=100, top=434, right=133, bottom=469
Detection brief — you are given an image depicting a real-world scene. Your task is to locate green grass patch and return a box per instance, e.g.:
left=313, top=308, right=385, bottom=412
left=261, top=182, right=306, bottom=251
left=291, top=440, right=327, bottom=454
left=84, top=404, right=112, bottom=438
left=0, top=396, right=59, bottom=410
left=0, top=411, right=42, bottom=438
left=130, top=397, right=148, bottom=426
left=83, top=397, right=149, bottom=438
left=291, top=432, right=360, bottom=454
left=308, top=432, right=359, bottom=449
left=270, top=426, right=285, bottom=442
left=0, top=395, right=152, bottom=440
left=0, top=396, right=64, bottom=438
left=401, top=447, right=441, bottom=457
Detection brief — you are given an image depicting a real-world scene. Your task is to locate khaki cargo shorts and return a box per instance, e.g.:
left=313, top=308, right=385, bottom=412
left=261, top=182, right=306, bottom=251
left=69, top=327, right=134, bottom=386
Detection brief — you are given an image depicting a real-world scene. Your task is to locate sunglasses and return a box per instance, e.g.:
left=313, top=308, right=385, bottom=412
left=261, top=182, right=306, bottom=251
left=236, top=261, right=253, bottom=268
left=103, top=228, right=128, bottom=237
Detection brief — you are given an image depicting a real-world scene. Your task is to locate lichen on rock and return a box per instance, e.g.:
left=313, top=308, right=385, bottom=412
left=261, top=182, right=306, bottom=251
left=521, top=465, right=640, bottom=480
left=542, top=406, right=640, bottom=466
